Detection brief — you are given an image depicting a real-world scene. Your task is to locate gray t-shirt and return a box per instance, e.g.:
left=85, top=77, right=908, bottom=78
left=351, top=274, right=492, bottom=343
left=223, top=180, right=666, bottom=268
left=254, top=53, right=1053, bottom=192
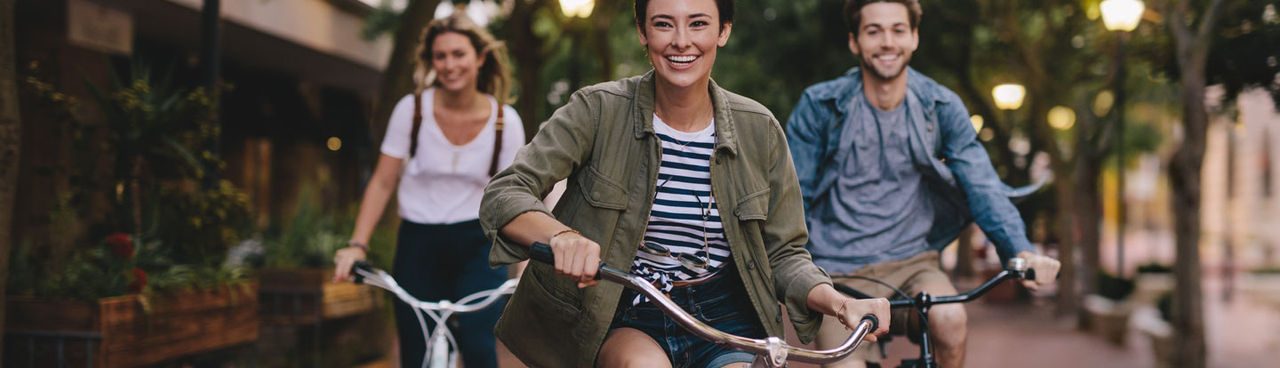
left=807, top=95, right=935, bottom=275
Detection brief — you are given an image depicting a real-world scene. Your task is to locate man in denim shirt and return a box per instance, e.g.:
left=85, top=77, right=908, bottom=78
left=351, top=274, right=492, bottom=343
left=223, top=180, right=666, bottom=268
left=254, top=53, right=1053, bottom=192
left=785, top=1, right=1060, bottom=367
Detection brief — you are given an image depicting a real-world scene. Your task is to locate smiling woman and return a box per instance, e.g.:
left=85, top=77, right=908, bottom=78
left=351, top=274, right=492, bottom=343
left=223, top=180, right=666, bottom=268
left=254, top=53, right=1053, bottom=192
left=331, top=12, right=524, bottom=368
left=478, top=0, right=891, bottom=367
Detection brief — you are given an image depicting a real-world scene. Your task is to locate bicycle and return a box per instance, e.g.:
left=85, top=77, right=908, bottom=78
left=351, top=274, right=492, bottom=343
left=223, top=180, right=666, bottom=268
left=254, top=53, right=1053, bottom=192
left=350, top=261, right=516, bottom=368
left=526, top=242, right=881, bottom=368
left=831, top=257, right=1036, bottom=368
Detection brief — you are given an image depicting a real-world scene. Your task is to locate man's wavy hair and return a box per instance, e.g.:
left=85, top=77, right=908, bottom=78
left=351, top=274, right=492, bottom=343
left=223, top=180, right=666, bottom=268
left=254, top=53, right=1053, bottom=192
left=844, top=0, right=922, bottom=35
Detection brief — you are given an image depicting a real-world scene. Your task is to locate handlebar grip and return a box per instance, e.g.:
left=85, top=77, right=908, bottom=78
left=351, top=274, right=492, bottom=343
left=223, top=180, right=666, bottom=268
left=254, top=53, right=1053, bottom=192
left=351, top=260, right=373, bottom=284
left=861, top=314, right=880, bottom=332
left=530, top=242, right=555, bottom=265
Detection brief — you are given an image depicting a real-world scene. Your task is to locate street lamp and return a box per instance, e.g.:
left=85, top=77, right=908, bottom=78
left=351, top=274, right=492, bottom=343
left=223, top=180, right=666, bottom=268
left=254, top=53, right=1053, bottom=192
left=559, top=0, right=594, bottom=18
left=1101, top=0, right=1143, bottom=278
left=559, top=0, right=595, bottom=91
left=992, top=83, right=1026, bottom=111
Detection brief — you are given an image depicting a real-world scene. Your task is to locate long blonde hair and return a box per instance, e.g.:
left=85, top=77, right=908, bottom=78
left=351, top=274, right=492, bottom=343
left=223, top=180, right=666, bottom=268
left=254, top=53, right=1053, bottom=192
left=414, top=13, right=515, bottom=105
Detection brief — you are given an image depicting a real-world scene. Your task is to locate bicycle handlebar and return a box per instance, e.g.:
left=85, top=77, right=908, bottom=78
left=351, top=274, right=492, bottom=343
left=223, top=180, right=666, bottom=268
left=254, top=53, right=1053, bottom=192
left=529, top=242, right=878, bottom=367
left=351, top=261, right=517, bottom=313
left=833, top=257, right=1035, bottom=310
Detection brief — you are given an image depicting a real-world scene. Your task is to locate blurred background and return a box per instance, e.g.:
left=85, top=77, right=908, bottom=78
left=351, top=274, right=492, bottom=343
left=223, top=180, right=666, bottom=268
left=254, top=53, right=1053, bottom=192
left=0, top=0, right=1277, bottom=367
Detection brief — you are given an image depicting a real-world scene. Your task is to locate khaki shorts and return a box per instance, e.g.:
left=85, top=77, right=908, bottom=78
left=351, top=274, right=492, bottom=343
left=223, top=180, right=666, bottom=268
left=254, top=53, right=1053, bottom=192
left=815, top=252, right=958, bottom=367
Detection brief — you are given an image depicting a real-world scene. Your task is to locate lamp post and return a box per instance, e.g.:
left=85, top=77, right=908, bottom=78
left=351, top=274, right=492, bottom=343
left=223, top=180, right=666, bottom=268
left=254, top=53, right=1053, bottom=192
left=1101, top=0, right=1143, bottom=278
left=559, top=0, right=595, bottom=91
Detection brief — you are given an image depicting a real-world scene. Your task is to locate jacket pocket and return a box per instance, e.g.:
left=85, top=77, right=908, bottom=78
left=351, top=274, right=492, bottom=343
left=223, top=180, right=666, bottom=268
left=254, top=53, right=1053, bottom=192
left=734, top=187, right=771, bottom=221
left=577, top=165, right=628, bottom=210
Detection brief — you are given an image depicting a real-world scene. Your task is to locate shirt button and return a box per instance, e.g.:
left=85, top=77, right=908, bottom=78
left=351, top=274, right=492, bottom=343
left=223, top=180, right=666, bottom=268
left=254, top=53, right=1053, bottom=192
left=927, top=123, right=935, bottom=132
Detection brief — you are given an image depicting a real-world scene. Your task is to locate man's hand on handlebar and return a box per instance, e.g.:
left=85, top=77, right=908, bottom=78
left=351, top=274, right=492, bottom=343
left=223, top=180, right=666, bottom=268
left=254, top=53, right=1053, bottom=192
left=1016, top=251, right=1061, bottom=291
left=549, top=230, right=601, bottom=288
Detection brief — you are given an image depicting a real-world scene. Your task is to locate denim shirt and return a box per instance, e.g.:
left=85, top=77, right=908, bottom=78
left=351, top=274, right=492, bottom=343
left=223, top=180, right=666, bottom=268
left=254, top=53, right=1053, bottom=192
left=785, top=67, right=1035, bottom=267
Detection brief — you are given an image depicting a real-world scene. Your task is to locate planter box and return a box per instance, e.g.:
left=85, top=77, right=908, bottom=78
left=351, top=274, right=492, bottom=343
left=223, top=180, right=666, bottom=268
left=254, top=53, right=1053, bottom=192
left=1082, top=294, right=1131, bottom=347
left=258, top=268, right=382, bottom=325
left=4, top=283, right=259, bottom=367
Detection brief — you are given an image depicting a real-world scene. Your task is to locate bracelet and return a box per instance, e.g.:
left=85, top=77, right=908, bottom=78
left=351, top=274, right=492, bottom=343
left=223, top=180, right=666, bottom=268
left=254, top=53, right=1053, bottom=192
left=348, top=240, right=369, bottom=253
left=550, top=229, right=581, bottom=241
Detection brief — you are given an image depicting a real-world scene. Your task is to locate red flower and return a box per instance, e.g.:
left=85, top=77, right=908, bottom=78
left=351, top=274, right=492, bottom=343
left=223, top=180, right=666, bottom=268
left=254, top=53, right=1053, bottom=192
left=128, top=268, right=147, bottom=293
left=105, top=232, right=133, bottom=259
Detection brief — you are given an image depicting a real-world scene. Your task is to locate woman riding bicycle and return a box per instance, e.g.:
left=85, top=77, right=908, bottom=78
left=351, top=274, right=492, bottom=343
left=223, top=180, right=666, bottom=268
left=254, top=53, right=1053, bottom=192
left=332, top=13, right=523, bottom=368
left=479, top=0, right=890, bottom=366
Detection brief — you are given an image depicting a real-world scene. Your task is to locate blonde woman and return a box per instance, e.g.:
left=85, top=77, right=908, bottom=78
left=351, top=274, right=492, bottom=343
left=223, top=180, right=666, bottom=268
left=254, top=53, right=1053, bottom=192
left=333, top=13, right=522, bottom=368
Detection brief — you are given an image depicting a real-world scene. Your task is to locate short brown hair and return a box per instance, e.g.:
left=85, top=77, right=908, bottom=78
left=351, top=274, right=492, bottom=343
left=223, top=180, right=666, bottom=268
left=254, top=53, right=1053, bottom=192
left=844, top=0, right=922, bottom=35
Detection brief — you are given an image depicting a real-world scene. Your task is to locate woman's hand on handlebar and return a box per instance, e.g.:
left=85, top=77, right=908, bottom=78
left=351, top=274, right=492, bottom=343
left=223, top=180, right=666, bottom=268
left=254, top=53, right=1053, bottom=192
left=808, top=284, right=890, bottom=341
left=332, top=245, right=368, bottom=282
left=835, top=297, right=891, bottom=342
left=549, top=230, right=601, bottom=288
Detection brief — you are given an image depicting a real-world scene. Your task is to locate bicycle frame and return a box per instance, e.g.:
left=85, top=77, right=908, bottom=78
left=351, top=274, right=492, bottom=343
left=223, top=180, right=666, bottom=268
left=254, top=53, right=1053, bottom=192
left=528, top=242, right=879, bottom=368
left=351, top=261, right=516, bottom=368
left=833, top=258, right=1033, bottom=368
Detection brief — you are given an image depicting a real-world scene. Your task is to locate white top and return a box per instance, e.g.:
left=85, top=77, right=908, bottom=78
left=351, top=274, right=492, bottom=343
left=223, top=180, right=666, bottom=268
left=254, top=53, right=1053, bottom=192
left=380, top=88, right=525, bottom=224
left=632, top=115, right=730, bottom=283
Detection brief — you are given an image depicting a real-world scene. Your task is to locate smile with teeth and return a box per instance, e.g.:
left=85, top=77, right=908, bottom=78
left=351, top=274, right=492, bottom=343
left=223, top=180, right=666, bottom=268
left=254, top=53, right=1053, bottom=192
left=874, top=54, right=900, bottom=62
left=666, top=55, right=698, bottom=64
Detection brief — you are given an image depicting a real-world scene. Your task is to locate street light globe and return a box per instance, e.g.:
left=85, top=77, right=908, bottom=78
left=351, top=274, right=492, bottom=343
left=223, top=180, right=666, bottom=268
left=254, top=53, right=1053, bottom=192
left=970, top=115, right=984, bottom=132
left=992, top=83, right=1026, bottom=110
left=1048, top=106, right=1077, bottom=130
left=1100, top=0, right=1144, bottom=32
left=560, top=0, right=595, bottom=18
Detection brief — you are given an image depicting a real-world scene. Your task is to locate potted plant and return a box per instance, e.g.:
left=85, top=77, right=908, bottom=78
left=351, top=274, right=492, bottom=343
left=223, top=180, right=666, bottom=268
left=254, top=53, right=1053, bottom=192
left=1132, top=292, right=1176, bottom=368
left=1082, top=271, right=1134, bottom=346
left=5, top=68, right=259, bottom=367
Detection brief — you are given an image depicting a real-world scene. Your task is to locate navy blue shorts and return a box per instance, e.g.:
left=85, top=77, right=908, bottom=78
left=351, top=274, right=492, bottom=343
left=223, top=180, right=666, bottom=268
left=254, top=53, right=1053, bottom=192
left=609, top=268, right=766, bottom=367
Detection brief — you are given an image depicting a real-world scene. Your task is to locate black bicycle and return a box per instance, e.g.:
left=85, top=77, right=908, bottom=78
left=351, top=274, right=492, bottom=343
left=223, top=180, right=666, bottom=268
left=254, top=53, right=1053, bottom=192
left=528, top=242, right=880, bottom=368
left=832, top=258, right=1036, bottom=368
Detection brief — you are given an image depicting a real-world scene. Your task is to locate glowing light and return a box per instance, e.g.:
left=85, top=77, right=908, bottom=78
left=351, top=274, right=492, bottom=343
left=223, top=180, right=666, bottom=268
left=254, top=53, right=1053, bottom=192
left=1048, top=106, right=1077, bottom=130
left=559, top=0, right=594, bottom=18
left=1100, top=0, right=1144, bottom=32
left=992, top=84, right=1026, bottom=111
left=970, top=115, right=985, bottom=132
left=327, top=137, right=343, bottom=151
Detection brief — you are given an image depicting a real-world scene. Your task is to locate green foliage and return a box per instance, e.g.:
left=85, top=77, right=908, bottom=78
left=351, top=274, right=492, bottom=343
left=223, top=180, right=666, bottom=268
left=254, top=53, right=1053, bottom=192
left=259, top=187, right=397, bottom=269
left=262, top=187, right=349, bottom=269
left=151, top=180, right=254, bottom=268
left=1209, top=0, right=1280, bottom=108
left=1097, top=271, right=1135, bottom=301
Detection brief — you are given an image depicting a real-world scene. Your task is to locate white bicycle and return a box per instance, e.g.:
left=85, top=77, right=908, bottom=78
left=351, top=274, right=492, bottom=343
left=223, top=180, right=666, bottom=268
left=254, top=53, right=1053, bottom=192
left=350, top=261, right=515, bottom=368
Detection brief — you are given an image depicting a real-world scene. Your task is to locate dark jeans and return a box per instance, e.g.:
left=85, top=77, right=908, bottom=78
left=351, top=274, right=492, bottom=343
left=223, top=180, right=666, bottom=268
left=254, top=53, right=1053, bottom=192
left=392, top=219, right=507, bottom=368
left=610, top=268, right=766, bottom=368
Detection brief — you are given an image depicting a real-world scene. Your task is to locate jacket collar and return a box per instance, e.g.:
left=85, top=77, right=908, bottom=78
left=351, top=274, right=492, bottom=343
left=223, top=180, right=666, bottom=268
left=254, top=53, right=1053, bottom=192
left=631, top=70, right=739, bottom=156
left=814, top=67, right=943, bottom=116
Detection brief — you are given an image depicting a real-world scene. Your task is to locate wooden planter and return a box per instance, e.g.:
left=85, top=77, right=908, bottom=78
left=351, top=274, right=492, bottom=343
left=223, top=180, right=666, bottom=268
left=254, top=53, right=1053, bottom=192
left=258, top=268, right=382, bottom=326
left=4, top=283, right=260, bottom=367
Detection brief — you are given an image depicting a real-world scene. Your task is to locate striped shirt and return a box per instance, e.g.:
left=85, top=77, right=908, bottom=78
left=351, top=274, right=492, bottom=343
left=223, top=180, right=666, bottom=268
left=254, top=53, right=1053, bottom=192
left=632, top=115, right=731, bottom=283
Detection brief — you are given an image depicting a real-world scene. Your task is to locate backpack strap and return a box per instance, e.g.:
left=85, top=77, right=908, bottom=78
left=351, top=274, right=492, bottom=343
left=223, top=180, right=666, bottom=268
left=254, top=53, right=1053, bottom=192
left=488, top=105, right=505, bottom=177
left=409, top=90, right=423, bottom=158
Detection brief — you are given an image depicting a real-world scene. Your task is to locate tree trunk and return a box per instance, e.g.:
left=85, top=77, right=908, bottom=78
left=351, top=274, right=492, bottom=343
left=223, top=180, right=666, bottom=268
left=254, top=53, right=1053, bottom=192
left=370, top=0, right=441, bottom=143
left=0, top=0, right=23, bottom=357
left=508, top=0, right=549, bottom=140
left=1168, top=62, right=1210, bottom=368
left=1161, top=1, right=1223, bottom=366
left=1075, top=145, right=1103, bottom=299
left=1053, top=163, right=1079, bottom=315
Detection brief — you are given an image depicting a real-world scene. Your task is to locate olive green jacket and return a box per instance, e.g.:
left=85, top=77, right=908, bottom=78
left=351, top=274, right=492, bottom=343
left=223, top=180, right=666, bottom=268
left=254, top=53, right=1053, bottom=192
left=480, top=71, right=832, bottom=367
